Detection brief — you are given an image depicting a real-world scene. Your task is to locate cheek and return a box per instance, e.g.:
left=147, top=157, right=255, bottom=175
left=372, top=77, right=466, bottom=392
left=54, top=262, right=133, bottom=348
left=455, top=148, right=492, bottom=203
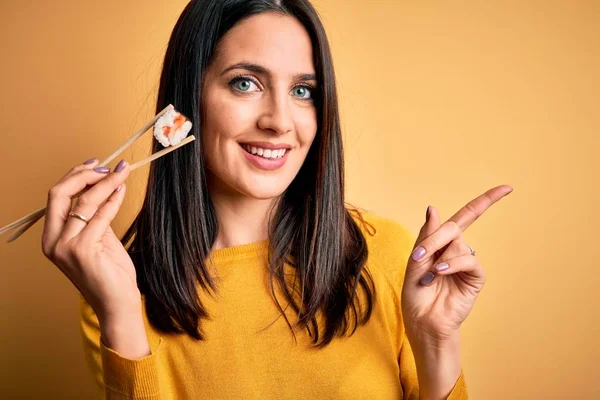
left=297, top=108, right=318, bottom=148
left=202, top=89, right=256, bottom=148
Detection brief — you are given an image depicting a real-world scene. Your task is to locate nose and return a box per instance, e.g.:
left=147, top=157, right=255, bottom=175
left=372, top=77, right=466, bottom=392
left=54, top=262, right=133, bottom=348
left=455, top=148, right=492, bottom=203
left=257, top=91, right=294, bottom=136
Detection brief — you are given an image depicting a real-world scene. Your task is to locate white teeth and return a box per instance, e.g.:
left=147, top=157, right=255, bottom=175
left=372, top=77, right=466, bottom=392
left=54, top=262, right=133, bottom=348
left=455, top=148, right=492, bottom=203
left=243, top=144, right=288, bottom=159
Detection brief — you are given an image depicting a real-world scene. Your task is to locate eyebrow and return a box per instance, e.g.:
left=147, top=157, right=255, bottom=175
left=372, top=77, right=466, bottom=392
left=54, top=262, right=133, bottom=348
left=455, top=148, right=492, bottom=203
left=220, top=62, right=317, bottom=82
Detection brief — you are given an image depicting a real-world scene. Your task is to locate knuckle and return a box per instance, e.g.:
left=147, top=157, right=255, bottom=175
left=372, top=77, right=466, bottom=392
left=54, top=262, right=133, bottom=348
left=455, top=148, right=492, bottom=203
left=52, top=245, right=68, bottom=264
left=425, top=236, right=436, bottom=249
left=421, top=238, right=438, bottom=255
left=76, top=194, right=93, bottom=207
left=55, top=239, right=77, bottom=259
left=465, top=202, right=480, bottom=218
left=47, top=186, right=61, bottom=200
left=41, top=241, right=53, bottom=259
left=76, top=169, right=91, bottom=180
left=93, top=209, right=110, bottom=223
left=446, top=221, right=461, bottom=236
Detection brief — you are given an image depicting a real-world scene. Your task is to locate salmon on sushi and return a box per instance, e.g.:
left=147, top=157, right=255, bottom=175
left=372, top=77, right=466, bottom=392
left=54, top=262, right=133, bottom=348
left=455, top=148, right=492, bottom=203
left=153, top=108, right=193, bottom=147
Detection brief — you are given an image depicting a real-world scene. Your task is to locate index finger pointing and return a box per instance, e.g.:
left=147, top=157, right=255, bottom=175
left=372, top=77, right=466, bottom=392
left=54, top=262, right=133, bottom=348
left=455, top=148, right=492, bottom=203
left=448, top=185, right=513, bottom=231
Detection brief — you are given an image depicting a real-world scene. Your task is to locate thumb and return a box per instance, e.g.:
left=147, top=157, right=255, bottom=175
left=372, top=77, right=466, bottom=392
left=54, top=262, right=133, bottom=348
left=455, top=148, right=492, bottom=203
left=415, top=205, right=441, bottom=245
left=406, top=206, right=443, bottom=279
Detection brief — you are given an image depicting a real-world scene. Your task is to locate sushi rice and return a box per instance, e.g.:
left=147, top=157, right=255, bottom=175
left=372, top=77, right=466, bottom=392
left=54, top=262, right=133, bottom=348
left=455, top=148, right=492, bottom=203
left=153, top=108, right=193, bottom=147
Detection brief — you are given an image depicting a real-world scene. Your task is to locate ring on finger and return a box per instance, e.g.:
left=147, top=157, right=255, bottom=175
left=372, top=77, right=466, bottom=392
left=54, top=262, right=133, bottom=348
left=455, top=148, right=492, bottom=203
left=68, top=211, right=90, bottom=224
left=467, top=244, right=476, bottom=256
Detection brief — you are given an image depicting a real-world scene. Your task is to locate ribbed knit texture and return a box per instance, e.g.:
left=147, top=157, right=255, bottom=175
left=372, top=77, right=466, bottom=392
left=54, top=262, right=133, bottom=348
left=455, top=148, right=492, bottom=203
left=79, top=213, right=468, bottom=399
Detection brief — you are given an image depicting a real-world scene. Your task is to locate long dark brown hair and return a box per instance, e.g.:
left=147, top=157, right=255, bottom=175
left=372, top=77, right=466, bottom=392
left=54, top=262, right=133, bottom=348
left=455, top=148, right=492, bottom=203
left=121, top=0, right=375, bottom=348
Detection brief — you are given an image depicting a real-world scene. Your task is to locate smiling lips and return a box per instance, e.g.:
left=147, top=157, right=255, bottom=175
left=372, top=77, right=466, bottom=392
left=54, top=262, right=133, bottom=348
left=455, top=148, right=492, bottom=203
left=240, top=142, right=291, bottom=170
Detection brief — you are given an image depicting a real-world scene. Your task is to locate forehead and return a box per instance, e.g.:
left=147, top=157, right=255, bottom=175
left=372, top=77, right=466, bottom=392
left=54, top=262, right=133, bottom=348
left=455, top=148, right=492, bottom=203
left=212, top=12, right=315, bottom=75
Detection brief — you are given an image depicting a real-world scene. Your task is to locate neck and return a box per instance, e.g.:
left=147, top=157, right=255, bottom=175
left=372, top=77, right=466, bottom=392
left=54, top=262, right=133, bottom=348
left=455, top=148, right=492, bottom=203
left=208, top=178, right=278, bottom=250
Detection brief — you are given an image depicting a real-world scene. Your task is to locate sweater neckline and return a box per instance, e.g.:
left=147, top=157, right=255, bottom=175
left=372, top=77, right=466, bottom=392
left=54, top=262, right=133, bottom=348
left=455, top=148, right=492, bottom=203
left=209, top=239, right=270, bottom=262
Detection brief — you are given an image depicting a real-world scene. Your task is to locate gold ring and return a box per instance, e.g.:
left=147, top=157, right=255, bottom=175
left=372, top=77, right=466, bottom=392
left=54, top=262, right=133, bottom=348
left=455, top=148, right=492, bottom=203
left=68, top=212, right=89, bottom=224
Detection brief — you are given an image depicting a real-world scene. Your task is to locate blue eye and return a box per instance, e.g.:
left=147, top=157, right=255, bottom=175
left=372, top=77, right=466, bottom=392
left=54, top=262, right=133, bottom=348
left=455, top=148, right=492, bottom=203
left=230, top=78, right=259, bottom=92
left=291, top=86, right=313, bottom=99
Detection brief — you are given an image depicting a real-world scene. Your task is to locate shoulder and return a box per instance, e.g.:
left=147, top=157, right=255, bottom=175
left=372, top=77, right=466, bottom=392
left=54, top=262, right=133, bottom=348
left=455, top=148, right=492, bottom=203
left=349, top=210, right=417, bottom=354
left=351, top=210, right=415, bottom=267
left=349, top=209, right=416, bottom=291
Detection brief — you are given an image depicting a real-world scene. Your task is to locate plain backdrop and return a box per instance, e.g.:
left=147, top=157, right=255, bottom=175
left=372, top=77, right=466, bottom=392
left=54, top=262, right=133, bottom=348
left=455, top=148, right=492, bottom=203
left=0, top=0, right=598, bottom=398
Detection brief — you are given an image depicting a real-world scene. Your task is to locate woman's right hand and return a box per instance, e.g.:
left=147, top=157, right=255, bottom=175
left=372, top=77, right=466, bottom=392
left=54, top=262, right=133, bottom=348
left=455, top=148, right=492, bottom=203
left=41, top=158, right=141, bottom=326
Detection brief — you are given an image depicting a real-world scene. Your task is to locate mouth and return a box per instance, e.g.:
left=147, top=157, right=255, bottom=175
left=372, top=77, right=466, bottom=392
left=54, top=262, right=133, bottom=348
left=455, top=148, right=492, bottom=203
left=239, top=142, right=291, bottom=170
left=239, top=142, right=290, bottom=159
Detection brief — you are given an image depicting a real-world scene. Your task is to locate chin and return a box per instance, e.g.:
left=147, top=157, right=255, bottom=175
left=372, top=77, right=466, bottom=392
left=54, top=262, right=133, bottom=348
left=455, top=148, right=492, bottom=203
left=239, top=179, right=290, bottom=200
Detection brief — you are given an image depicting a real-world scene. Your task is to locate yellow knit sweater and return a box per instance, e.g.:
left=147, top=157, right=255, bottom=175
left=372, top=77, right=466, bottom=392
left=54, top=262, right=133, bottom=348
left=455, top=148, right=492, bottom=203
left=80, top=214, right=468, bottom=399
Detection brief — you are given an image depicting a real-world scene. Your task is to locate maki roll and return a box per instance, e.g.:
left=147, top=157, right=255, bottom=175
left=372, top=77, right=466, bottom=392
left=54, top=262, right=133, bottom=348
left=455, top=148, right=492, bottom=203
left=153, top=108, right=193, bottom=147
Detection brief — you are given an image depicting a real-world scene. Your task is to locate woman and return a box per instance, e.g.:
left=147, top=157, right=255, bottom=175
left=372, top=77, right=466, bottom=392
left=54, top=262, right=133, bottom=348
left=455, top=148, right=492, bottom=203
left=42, top=0, right=512, bottom=398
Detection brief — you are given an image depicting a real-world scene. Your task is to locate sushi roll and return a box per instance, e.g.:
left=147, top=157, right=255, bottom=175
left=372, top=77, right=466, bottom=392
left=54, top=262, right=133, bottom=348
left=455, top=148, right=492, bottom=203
left=153, top=108, right=193, bottom=147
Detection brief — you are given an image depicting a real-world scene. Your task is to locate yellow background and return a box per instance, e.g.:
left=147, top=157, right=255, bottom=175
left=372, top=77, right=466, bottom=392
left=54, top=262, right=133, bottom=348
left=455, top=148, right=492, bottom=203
left=0, top=1, right=598, bottom=398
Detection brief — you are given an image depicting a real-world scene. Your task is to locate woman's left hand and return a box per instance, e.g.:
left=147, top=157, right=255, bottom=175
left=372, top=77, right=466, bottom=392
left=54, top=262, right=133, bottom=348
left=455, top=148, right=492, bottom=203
left=401, top=185, right=513, bottom=344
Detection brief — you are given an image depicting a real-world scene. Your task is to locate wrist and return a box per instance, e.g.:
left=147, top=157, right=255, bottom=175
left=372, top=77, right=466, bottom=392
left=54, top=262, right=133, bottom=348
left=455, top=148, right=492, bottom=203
left=409, top=329, right=461, bottom=355
left=100, top=309, right=151, bottom=360
left=409, top=332, right=463, bottom=400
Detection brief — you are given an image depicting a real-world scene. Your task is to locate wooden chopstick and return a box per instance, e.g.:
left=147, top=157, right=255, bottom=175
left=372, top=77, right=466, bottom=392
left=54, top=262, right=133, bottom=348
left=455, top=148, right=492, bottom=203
left=0, top=104, right=176, bottom=236
left=0, top=104, right=187, bottom=239
left=97, top=104, right=174, bottom=168
left=0, top=207, right=46, bottom=235
left=6, top=214, right=41, bottom=243
left=128, top=135, right=195, bottom=171
left=6, top=135, right=196, bottom=243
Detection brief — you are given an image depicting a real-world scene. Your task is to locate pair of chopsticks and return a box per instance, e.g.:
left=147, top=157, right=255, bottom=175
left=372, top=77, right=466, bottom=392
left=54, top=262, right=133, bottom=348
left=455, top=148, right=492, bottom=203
left=0, top=104, right=195, bottom=243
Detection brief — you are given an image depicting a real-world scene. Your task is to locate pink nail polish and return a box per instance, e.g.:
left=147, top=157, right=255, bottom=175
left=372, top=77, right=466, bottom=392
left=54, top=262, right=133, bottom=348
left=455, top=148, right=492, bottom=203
left=420, top=272, right=435, bottom=285
left=435, top=263, right=449, bottom=272
left=114, top=159, right=127, bottom=173
left=411, top=246, right=426, bottom=261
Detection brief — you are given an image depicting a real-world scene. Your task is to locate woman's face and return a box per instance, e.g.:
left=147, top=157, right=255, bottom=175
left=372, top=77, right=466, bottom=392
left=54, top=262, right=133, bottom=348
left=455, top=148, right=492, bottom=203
left=201, top=12, right=318, bottom=200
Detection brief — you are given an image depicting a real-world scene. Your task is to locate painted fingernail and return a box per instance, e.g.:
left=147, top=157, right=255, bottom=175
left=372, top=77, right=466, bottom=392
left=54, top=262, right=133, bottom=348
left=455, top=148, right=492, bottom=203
left=435, top=262, right=449, bottom=272
left=93, top=167, right=110, bottom=174
left=114, top=159, right=127, bottom=173
left=83, top=158, right=97, bottom=165
left=411, top=246, right=426, bottom=261
left=420, top=272, right=436, bottom=285
left=116, top=185, right=123, bottom=192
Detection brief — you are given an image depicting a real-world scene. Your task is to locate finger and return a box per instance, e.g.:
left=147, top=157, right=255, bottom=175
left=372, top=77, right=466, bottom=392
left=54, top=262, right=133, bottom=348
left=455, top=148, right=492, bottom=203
left=416, top=205, right=442, bottom=246
left=426, top=206, right=449, bottom=260
left=59, top=160, right=104, bottom=210
left=410, top=220, right=462, bottom=264
left=42, top=167, right=112, bottom=256
left=61, top=161, right=130, bottom=242
left=79, top=183, right=127, bottom=244
left=431, top=254, right=486, bottom=284
left=448, top=185, right=513, bottom=232
left=429, top=235, right=471, bottom=263
left=54, top=158, right=101, bottom=186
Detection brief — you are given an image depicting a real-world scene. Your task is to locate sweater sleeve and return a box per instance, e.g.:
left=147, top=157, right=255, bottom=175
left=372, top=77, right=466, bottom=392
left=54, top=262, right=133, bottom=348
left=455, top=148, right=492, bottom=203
left=79, top=295, right=163, bottom=399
